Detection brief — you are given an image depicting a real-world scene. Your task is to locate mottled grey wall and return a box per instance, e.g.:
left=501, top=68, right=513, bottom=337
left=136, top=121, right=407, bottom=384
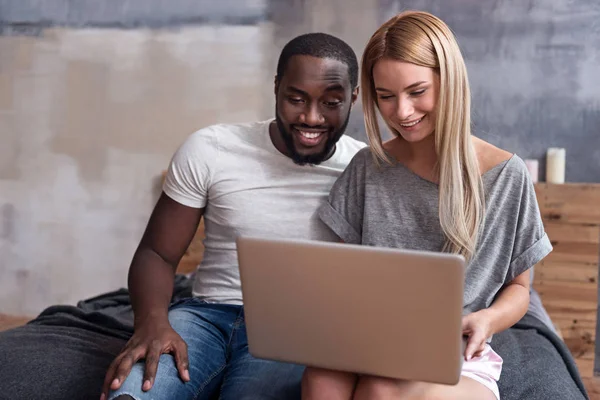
left=0, top=0, right=268, bottom=29
left=0, top=0, right=380, bottom=314
left=381, top=0, right=600, bottom=182
left=1, top=0, right=599, bottom=314
left=2, top=0, right=599, bottom=182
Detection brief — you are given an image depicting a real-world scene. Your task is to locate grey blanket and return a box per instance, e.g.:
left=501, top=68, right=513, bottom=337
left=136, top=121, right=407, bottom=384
left=30, top=274, right=193, bottom=340
left=0, top=275, right=193, bottom=400
left=493, top=313, right=588, bottom=400
left=0, top=277, right=589, bottom=400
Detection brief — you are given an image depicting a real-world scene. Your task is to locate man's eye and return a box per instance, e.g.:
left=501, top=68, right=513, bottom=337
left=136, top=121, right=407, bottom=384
left=324, top=101, right=342, bottom=107
left=288, top=97, right=304, bottom=104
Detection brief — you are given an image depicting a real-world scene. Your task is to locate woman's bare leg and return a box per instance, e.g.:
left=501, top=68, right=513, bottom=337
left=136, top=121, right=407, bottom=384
left=353, top=375, right=497, bottom=400
left=301, top=367, right=359, bottom=400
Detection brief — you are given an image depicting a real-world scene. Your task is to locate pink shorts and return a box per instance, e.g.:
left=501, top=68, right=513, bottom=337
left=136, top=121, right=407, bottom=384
left=461, top=344, right=503, bottom=399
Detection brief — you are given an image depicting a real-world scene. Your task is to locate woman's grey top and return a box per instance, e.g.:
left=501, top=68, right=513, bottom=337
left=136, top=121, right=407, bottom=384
left=318, top=147, right=552, bottom=315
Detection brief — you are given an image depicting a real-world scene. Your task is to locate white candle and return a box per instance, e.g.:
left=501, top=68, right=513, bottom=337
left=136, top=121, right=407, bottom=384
left=546, top=148, right=566, bottom=184
left=525, top=159, right=539, bottom=183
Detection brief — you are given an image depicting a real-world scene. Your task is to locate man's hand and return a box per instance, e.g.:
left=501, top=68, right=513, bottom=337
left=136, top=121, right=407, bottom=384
left=461, top=310, right=493, bottom=361
left=100, top=319, right=190, bottom=400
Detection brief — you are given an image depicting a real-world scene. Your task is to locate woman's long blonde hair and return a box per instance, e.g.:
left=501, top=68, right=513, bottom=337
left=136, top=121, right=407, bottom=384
left=361, top=10, right=484, bottom=260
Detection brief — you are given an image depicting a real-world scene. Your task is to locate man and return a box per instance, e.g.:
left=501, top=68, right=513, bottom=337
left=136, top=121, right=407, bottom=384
left=102, top=32, right=366, bottom=400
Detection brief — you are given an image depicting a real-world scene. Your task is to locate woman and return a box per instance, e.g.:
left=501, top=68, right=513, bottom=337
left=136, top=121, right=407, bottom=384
left=301, top=10, right=552, bottom=400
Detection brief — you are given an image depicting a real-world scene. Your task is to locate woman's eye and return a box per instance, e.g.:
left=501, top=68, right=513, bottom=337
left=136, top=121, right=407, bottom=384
left=410, top=89, right=426, bottom=96
left=378, top=95, right=395, bottom=100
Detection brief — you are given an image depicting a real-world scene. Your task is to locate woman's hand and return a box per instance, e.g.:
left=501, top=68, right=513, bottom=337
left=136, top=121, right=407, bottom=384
left=461, top=310, right=493, bottom=361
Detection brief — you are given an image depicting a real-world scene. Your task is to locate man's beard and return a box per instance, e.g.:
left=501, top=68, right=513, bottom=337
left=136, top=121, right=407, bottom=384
left=275, top=106, right=351, bottom=166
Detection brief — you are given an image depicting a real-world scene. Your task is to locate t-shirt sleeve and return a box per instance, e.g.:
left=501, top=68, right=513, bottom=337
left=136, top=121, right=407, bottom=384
left=162, top=127, right=219, bottom=208
left=318, top=148, right=368, bottom=244
left=507, top=161, right=553, bottom=281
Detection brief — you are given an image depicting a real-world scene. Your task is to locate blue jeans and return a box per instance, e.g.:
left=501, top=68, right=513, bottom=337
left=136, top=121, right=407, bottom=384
left=108, top=298, right=304, bottom=400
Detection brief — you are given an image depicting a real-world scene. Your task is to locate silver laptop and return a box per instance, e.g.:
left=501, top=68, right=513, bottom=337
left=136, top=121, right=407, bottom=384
left=236, top=236, right=465, bottom=385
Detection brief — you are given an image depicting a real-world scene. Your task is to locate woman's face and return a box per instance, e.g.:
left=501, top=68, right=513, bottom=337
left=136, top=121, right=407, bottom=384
left=372, top=58, right=439, bottom=143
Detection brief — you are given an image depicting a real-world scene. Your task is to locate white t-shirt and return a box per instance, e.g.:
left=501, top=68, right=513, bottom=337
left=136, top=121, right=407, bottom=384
left=163, top=119, right=366, bottom=304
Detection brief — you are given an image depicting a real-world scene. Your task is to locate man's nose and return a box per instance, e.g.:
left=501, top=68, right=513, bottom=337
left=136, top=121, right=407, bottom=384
left=300, top=104, right=325, bottom=126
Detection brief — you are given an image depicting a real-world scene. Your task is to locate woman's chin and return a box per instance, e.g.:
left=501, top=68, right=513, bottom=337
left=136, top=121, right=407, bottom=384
left=398, top=131, right=433, bottom=144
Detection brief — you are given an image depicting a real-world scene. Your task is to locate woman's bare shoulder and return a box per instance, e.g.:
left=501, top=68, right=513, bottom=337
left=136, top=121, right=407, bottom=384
left=472, top=136, right=513, bottom=175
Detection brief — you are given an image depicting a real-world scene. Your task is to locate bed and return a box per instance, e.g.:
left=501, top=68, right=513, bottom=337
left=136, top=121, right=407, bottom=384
left=0, top=182, right=596, bottom=400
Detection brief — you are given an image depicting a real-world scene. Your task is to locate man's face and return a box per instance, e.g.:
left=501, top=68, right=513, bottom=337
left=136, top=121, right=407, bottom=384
left=274, top=55, right=358, bottom=165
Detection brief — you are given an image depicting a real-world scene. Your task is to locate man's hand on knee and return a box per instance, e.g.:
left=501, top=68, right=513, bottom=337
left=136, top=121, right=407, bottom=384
left=100, top=319, right=190, bottom=400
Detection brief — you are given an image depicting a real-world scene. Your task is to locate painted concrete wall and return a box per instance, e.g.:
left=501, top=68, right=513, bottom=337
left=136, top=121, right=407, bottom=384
left=0, top=25, right=277, bottom=314
left=380, top=0, right=600, bottom=182
left=0, top=0, right=269, bottom=29
left=0, top=0, right=598, bottom=315
left=0, top=0, right=378, bottom=315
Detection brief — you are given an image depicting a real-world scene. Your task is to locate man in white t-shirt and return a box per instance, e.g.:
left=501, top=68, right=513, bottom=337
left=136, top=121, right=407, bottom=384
left=102, top=33, right=366, bottom=400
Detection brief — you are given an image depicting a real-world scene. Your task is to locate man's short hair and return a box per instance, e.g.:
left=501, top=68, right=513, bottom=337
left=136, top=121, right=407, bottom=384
left=276, top=33, right=359, bottom=88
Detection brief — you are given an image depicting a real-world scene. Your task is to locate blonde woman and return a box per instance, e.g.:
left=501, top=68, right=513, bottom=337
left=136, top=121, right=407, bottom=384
left=302, top=10, right=552, bottom=400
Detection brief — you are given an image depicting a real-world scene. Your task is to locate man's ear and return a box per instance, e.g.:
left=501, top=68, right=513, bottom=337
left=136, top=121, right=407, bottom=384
left=274, top=76, right=279, bottom=96
left=351, top=86, right=359, bottom=105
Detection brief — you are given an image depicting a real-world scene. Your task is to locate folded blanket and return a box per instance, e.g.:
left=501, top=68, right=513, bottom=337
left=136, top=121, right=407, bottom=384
left=0, top=275, right=192, bottom=400
left=28, top=274, right=193, bottom=340
left=493, top=313, right=589, bottom=400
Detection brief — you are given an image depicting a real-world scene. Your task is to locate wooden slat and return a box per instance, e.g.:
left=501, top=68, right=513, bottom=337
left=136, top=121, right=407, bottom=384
left=552, top=318, right=596, bottom=357
left=159, top=169, right=208, bottom=275
left=0, top=314, right=32, bottom=332
left=538, top=282, right=597, bottom=320
left=577, top=357, right=595, bottom=379
left=553, top=317, right=597, bottom=331
left=565, top=341, right=597, bottom=357
left=536, top=183, right=600, bottom=224
left=541, top=308, right=597, bottom=322
left=535, top=281, right=597, bottom=302
left=534, top=260, right=598, bottom=284
left=555, top=318, right=596, bottom=341
left=566, top=340, right=596, bottom=359
left=540, top=298, right=597, bottom=314
left=582, top=377, right=600, bottom=399
left=176, top=219, right=206, bottom=274
left=161, top=170, right=207, bottom=275
left=545, top=222, right=600, bottom=245
left=544, top=242, right=600, bottom=264
left=562, top=330, right=595, bottom=346
left=561, top=329, right=595, bottom=342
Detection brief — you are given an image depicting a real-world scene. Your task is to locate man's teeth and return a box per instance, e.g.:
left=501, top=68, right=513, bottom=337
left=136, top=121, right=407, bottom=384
left=400, top=117, right=423, bottom=127
left=299, top=131, right=323, bottom=139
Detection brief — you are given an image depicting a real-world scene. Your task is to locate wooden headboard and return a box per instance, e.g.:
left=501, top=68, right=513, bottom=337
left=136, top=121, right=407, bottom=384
left=532, top=183, right=600, bottom=384
left=176, top=221, right=206, bottom=274
left=160, top=170, right=206, bottom=275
